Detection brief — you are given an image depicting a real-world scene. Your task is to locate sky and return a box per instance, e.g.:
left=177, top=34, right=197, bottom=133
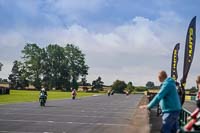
left=0, top=0, right=200, bottom=88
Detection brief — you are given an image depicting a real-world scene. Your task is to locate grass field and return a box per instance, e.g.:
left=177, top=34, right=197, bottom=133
left=0, top=90, right=100, bottom=104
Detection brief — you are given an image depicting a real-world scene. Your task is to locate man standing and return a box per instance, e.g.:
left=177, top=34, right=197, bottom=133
left=140, top=70, right=181, bottom=133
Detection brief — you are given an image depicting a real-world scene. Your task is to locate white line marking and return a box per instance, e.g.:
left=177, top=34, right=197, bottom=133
left=47, top=121, right=54, bottom=123
left=0, top=131, right=53, bottom=133
left=2, top=112, right=131, bottom=119
left=0, top=119, right=130, bottom=127
left=0, top=108, right=133, bottom=115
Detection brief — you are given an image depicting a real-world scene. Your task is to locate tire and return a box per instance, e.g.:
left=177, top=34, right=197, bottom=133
left=40, top=99, right=45, bottom=106
left=72, top=96, right=75, bottom=100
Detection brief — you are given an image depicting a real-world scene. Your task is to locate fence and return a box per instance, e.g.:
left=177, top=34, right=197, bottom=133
left=0, top=87, right=10, bottom=95
left=179, top=108, right=191, bottom=126
left=178, top=108, right=200, bottom=133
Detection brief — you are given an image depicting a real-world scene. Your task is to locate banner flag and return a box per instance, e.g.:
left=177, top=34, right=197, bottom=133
left=180, top=16, right=196, bottom=105
left=171, top=43, right=180, bottom=81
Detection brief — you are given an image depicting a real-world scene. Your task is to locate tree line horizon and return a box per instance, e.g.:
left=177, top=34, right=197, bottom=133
left=0, top=43, right=197, bottom=93
left=0, top=43, right=158, bottom=93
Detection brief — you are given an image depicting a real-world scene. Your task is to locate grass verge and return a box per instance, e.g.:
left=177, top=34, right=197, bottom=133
left=0, top=90, right=100, bottom=104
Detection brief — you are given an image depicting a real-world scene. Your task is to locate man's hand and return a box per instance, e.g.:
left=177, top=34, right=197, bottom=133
left=187, top=116, right=191, bottom=121
left=139, top=105, right=148, bottom=109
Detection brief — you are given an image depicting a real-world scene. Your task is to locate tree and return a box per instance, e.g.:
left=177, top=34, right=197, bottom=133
left=125, top=82, right=135, bottom=93
left=146, top=81, right=155, bottom=89
left=8, top=60, right=29, bottom=89
left=135, top=86, right=147, bottom=92
left=0, top=78, right=8, bottom=83
left=13, top=43, right=89, bottom=91
left=2, top=79, right=8, bottom=83
left=42, top=44, right=89, bottom=91
left=79, top=77, right=87, bottom=86
left=8, top=60, right=21, bottom=89
left=64, top=44, right=89, bottom=90
left=189, top=86, right=197, bottom=93
left=112, top=80, right=127, bottom=93
left=0, top=62, right=3, bottom=71
left=92, top=76, right=104, bottom=91
left=43, top=44, right=69, bottom=90
left=22, top=43, right=43, bottom=90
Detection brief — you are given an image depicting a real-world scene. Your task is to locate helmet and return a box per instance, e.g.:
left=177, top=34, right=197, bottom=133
left=41, top=88, right=45, bottom=91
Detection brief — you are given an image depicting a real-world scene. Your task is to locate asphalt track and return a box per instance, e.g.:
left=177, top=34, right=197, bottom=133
left=0, top=94, right=143, bottom=133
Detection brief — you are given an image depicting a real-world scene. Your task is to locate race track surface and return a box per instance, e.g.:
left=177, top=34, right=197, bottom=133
left=0, top=94, right=143, bottom=133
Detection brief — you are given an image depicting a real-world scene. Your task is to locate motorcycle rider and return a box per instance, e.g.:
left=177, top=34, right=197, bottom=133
left=107, top=89, right=111, bottom=96
left=40, top=88, right=47, bottom=101
left=71, top=88, right=77, bottom=99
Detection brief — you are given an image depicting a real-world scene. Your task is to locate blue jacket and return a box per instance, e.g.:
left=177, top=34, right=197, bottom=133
left=147, top=78, right=181, bottom=113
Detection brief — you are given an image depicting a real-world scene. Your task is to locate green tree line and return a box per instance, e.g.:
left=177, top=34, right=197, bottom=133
left=8, top=43, right=89, bottom=91
left=111, top=80, right=135, bottom=93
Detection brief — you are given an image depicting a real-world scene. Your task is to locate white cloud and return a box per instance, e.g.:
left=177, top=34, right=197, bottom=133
left=35, top=17, right=170, bottom=56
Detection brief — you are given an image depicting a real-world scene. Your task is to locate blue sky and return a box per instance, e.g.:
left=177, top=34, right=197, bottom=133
left=0, top=0, right=200, bottom=87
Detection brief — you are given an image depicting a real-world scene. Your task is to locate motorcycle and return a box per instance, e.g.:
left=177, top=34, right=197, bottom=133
left=39, top=93, right=46, bottom=106
left=72, top=90, right=76, bottom=100
left=72, top=94, right=76, bottom=100
left=72, top=91, right=77, bottom=100
left=111, top=90, right=114, bottom=95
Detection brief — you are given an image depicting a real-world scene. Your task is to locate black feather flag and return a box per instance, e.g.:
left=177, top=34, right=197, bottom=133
left=180, top=16, right=196, bottom=105
left=171, top=43, right=180, bottom=81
